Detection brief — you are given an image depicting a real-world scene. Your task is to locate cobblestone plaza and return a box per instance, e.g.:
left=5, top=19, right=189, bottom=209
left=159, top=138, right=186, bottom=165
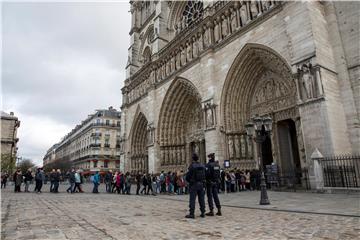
left=1, top=184, right=359, bottom=240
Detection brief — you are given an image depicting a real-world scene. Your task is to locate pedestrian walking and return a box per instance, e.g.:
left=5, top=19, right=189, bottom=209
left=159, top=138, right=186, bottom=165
left=13, top=169, right=22, bottom=192
left=53, top=169, right=61, bottom=193
left=49, top=169, right=56, bottom=192
left=124, top=172, right=132, bottom=194
left=205, top=153, right=222, bottom=216
left=34, top=168, right=44, bottom=193
left=136, top=172, right=141, bottom=195
left=140, top=173, right=148, bottom=194
left=23, top=168, right=33, bottom=192
left=73, top=170, right=82, bottom=193
left=66, top=169, right=75, bottom=193
left=105, top=170, right=113, bottom=193
left=185, top=153, right=206, bottom=219
left=92, top=171, right=100, bottom=193
left=1, top=173, right=9, bottom=189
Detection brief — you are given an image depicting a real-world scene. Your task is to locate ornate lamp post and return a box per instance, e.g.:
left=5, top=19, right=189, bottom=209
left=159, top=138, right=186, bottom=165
left=245, top=116, right=272, bottom=205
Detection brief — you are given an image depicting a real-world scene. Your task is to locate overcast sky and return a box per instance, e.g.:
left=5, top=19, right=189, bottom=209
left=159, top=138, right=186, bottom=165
left=2, top=2, right=131, bottom=165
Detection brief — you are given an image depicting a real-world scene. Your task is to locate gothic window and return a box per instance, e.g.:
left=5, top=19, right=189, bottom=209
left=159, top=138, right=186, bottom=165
left=143, top=46, right=152, bottom=64
left=182, top=0, right=204, bottom=26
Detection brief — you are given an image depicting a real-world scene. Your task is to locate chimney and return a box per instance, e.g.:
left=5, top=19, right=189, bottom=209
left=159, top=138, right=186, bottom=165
left=10, top=112, right=14, bottom=116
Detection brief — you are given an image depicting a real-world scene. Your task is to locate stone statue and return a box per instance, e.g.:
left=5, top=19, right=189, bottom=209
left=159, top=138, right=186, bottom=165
left=176, top=50, right=181, bottom=70
left=192, top=36, right=198, bottom=58
left=170, top=55, right=175, bottom=73
left=228, top=137, right=234, bottom=158
left=214, top=19, right=220, bottom=43
left=250, top=0, right=259, bottom=19
left=186, top=42, right=192, bottom=62
left=230, top=8, right=238, bottom=33
left=165, top=59, right=171, bottom=76
left=206, top=108, right=213, bottom=127
left=240, top=4, right=248, bottom=25
left=235, top=136, right=241, bottom=158
left=198, top=32, right=204, bottom=52
left=241, top=135, right=246, bottom=158
left=221, top=15, right=229, bottom=38
left=181, top=15, right=187, bottom=30
left=301, top=64, right=315, bottom=100
left=180, top=46, right=187, bottom=66
left=203, top=26, right=210, bottom=47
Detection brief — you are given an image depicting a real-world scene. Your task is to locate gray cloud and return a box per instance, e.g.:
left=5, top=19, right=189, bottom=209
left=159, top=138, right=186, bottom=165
left=2, top=2, right=131, bottom=164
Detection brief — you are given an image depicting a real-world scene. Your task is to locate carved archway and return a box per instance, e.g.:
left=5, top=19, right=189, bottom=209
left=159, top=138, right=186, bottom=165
left=129, top=111, right=149, bottom=174
left=157, top=78, right=205, bottom=172
left=221, top=43, right=302, bottom=170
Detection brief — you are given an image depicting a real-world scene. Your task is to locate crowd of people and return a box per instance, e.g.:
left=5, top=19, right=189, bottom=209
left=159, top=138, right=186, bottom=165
left=0, top=167, right=261, bottom=196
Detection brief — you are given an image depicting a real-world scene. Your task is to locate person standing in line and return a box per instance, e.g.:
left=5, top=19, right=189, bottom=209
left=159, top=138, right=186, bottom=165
left=120, top=172, right=125, bottom=194
left=115, top=171, right=121, bottom=194
left=112, top=171, right=118, bottom=193
left=13, top=169, right=22, bottom=192
left=73, top=170, right=82, bottom=193
left=105, top=170, right=113, bottom=193
left=140, top=173, right=148, bottom=194
left=66, top=169, right=75, bottom=193
left=92, top=171, right=100, bottom=193
left=34, top=168, right=44, bottom=193
left=185, top=153, right=206, bottom=219
left=151, top=174, right=157, bottom=195
left=53, top=169, right=61, bottom=193
left=136, top=172, right=141, bottom=195
left=1, top=173, right=9, bottom=189
left=124, top=172, right=132, bottom=194
left=205, top=153, right=222, bottom=216
left=49, top=169, right=56, bottom=192
left=23, top=168, right=33, bottom=192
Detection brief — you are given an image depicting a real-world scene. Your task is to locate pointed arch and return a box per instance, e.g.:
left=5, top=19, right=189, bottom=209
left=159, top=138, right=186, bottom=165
left=157, top=77, right=204, bottom=171
left=129, top=107, right=149, bottom=174
left=220, top=43, right=296, bottom=133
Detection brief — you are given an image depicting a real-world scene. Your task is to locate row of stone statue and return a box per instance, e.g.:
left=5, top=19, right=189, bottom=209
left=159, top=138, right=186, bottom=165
left=131, top=156, right=149, bottom=172
left=160, top=147, right=187, bottom=166
left=228, top=134, right=253, bottom=160
left=126, top=1, right=279, bottom=105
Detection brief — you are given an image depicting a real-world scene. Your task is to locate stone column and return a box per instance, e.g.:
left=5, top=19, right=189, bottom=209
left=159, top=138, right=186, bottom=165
left=310, top=148, right=324, bottom=190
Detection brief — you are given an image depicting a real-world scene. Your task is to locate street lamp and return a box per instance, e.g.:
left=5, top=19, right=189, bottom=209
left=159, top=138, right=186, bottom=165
left=245, top=116, right=272, bottom=205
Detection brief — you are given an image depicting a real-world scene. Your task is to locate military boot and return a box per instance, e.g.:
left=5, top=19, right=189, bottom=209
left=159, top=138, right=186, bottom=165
left=205, top=211, right=214, bottom=216
left=200, top=212, right=205, bottom=218
left=185, top=214, right=195, bottom=219
left=216, top=209, right=222, bottom=216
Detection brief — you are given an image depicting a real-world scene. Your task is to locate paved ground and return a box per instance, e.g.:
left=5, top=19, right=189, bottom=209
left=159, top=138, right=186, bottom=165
left=1, top=183, right=359, bottom=240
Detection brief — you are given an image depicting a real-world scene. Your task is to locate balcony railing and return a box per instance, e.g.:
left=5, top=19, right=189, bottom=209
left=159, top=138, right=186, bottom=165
left=104, top=144, right=110, bottom=148
left=91, top=133, right=102, bottom=137
left=90, top=143, right=101, bottom=148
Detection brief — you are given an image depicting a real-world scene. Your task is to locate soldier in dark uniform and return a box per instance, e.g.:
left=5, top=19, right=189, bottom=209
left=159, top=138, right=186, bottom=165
left=205, top=153, right=222, bottom=216
left=185, top=153, right=206, bottom=219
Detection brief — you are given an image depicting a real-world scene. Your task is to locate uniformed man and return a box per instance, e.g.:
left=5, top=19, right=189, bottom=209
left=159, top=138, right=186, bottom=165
left=205, top=153, right=222, bottom=216
left=185, top=153, right=206, bottom=219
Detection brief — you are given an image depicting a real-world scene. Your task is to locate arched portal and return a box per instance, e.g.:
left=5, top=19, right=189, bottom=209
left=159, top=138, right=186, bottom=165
left=129, top=111, right=148, bottom=174
left=158, top=78, right=205, bottom=172
left=221, top=43, right=303, bottom=173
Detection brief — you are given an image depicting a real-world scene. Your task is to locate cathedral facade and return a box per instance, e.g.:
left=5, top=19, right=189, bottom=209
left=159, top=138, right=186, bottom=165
left=120, top=1, right=359, bottom=181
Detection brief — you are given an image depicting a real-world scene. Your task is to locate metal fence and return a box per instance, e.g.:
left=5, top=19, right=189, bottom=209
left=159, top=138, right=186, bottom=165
left=266, top=167, right=310, bottom=191
left=321, top=155, right=360, bottom=188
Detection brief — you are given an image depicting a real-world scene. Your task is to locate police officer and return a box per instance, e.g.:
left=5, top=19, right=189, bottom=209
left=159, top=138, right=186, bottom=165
left=185, top=153, right=206, bottom=219
left=205, top=153, right=222, bottom=216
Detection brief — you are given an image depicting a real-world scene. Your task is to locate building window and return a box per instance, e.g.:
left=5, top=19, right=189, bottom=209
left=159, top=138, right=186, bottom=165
left=104, top=161, right=108, bottom=168
left=183, top=0, right=204, bottom=26
left=96, top=119, right=101, bottom=125
left=93, top=161, right=98, bottom=168
left=117, top=121, right=120, bottom=127
left=106, top=119, right=110, bottom=126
